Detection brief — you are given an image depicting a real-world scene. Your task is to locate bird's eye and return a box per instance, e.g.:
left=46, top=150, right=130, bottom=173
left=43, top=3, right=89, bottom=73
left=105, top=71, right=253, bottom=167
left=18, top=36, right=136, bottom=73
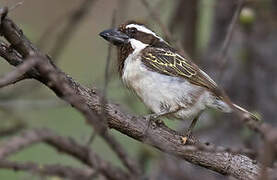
left=127, top=28, right=137, bottom=37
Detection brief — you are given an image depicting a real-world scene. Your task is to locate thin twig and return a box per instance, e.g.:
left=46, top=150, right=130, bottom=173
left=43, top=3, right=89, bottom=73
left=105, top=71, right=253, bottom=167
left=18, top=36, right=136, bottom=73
left=103, top=11, right=116, bottom=96
left=36, top=11, right=70, bottom=50
left=216, top=0, right=245, bottom=81
left=259, top=131, right=277, bottom=180
left=169, top=0, right=199, bottom=57
left=0, top=99, right=65, bottom=110
left=49, top=0, right=97, bottom=60
left=139, top=0, right=187, bottom=57
left=0, top=57, right=36, bottom=88
left=8, top=1, right=24, bottom=12
left=0, top=160, right=96, bottom=180
left=116, top=0, right=129, bottom=22
left=87, top=11, right=116, bottom=145
left=0, top=7, right=8, bottom=25
left=0, top=128, right=129, bottom=180
left=0, top=122, right=26, bottom=137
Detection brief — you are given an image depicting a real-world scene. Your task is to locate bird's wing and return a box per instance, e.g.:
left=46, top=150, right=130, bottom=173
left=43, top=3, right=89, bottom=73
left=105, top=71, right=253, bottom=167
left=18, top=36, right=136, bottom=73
left=141, top=47, right=219, bottom=92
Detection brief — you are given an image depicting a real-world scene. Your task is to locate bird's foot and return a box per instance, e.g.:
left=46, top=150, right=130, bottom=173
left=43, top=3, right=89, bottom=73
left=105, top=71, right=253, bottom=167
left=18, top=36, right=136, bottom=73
left=177, top=128, right=195, bottom=145
left=185, top=129, right=193, bottom=138
left=142, top=114, right=164, bottom=137
left=177, top=131, right=195, bottom=145
left=184, top=115, right=199, bottom=138
left=143, top=113, right=159, bottom=121
left=180, top=136, right=188, bottom=145
left=144, top=114, right=164, bottom=128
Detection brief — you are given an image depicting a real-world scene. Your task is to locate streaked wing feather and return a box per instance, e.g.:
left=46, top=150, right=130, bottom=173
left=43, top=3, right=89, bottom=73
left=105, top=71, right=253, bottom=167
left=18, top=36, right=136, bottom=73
left=141, top=47, right=218, bottom=91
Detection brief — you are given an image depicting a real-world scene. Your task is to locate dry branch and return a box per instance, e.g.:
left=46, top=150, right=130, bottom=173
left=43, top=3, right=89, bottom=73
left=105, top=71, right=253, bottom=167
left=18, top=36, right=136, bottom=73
left=0, top=122, right=26, bottom=137
left=0, top=128, right=130, bottom=180
left=34, top=56, right=141, bottom=176
left=0, top=56, right=36, bottom=88
left=0, top=160, right=96, bottom=180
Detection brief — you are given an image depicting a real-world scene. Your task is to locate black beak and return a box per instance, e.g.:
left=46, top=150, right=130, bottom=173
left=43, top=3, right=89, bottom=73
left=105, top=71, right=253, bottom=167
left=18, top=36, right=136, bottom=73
left=99, top=28, right=129, bottom=46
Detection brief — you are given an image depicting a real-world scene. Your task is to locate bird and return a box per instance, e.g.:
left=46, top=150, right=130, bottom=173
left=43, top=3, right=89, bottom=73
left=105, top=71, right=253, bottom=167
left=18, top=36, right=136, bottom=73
left=99, top=21, right=258, bottom=136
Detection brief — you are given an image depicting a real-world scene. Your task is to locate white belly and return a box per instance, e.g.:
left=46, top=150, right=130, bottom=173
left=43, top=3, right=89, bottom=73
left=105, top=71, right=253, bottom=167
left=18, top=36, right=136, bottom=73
left=122, top=55, right=209, bottom=120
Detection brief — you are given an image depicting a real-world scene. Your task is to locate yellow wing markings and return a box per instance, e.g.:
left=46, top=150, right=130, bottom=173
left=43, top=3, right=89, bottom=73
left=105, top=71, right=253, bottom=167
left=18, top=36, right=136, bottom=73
left=149, top=62, right=176, bottom=76
left=143, top=51, right=197, bottom=78
left=159, top=51, right=197, bottom=76
left=143, top=54, right=173, bottom=68
left=141, top=48, right=219, bottom=91
left=168, top=52, right=197, bottom=75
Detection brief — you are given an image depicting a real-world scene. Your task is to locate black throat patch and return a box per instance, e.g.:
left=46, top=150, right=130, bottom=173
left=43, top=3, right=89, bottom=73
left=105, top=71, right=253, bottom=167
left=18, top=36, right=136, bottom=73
left=117, top=43, right=134, bottom=76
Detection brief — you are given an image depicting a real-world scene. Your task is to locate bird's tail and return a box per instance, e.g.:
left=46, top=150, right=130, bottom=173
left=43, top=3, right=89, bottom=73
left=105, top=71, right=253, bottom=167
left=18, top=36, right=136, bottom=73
left=209, top=87, right=260, bottom=121
left=232, top=103, right=260, bottom=122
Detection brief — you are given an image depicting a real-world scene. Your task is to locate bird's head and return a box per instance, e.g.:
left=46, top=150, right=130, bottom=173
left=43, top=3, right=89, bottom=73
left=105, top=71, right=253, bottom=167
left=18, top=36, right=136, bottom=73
left=99, top=21, right=169, bottom=75
left=99, top=21, right=164, bottom=49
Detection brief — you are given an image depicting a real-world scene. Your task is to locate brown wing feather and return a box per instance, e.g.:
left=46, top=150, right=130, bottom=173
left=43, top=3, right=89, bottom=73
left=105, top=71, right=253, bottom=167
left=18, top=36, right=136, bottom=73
left=141, top=47, right=219, bottom=93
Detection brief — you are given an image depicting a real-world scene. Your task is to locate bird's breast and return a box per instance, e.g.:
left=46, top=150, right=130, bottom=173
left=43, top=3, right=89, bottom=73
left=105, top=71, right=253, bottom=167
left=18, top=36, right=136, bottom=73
left=121, top=54, right=208, bottom=119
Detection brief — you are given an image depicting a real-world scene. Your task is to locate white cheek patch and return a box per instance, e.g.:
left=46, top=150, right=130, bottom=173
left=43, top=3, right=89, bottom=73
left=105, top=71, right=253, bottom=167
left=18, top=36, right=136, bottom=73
left=129, top=39, right=148, bottom=53
left=126, top=24, right=164, bottom=41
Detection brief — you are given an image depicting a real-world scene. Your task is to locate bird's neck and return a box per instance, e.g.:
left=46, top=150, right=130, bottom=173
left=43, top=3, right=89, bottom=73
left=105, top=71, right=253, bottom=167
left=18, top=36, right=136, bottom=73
left=117, top=44, right=134, bottom=76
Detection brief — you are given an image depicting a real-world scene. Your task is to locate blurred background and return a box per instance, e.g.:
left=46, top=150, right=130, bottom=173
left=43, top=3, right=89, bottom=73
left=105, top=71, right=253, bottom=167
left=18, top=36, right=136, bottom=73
left=0, top=0, right=276, bottom=179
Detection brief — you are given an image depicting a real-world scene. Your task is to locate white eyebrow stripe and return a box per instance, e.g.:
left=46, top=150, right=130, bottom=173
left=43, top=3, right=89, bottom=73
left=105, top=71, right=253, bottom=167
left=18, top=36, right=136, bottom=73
left=126, top=24, right=157, bottom=36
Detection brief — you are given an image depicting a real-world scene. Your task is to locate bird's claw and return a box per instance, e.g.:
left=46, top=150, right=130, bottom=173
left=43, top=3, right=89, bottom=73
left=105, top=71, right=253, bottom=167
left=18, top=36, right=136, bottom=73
left=143, top=114, right=164, bottom=127
left=143, top=114, right=159, bottom=121
left=185, top=129, right=193, bottom=138
left=180, top=136, right=188, bottom=145
left=142, top=114, right=164, bottom=137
